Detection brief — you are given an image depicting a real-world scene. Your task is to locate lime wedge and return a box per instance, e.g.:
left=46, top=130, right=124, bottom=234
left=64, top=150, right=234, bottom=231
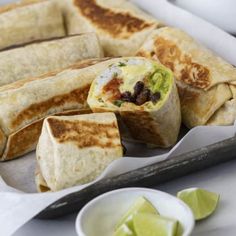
left=113, top=224, right=135, bottom=236
left=133, top=213, right=178, bottom=236
left=116, top=196, right=159, bottom=230
left=177, top=188, right=220, bottom=220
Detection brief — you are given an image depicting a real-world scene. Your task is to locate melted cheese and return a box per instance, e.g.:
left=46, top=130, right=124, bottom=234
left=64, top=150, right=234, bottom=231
left=119, top=63, right=154, bottom=93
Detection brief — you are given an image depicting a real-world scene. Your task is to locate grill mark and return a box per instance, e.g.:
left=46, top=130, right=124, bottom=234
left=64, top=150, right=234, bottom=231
left=73, top=0, right=154, bottom=39
left=3, top=119, right=44, bottom=160
left=11, top=85, right=90, bottom=129
left=153, top=37, right=210, bottom=89
left=121, top=110, right=165, bottom=146
left=48, top=118, right=120, bottom=148
left=2, top=109, right=92, bottom=161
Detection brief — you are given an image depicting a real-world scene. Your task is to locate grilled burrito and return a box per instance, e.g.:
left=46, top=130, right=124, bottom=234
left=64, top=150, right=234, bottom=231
left=88, top=58, right=181, bottom=147
left=137, top=27, right=236, bottom=127
left=0, top=0, right=65, bottom=50
left=59, top=0, right=163, bottom=56
left=0, top=33, right=103, bottom=86
left=36, top=113, right=123, bottom=192
left=0, top=58, right=120, bottom=161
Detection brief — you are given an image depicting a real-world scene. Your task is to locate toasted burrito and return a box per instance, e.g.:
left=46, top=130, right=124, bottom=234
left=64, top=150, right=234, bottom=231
left=36, top=113, right=123, bottom=192
left=88, top=58, right=181, bottom=147
left=0, top=33, right=103, bottom=86
left=137, top=27, right=236, bottom=127
left=59, top=0, right=163, bottom=56
left=0, top=0, right=65, bottom=50
left=0, top=58, right=120, bottom=161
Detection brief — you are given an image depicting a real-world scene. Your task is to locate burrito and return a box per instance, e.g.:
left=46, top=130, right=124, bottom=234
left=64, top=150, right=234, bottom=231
left=59, top=0, right=163, bottom=56
left=137, top=27, right=236, bottom=127
left=87, top=57, right=181, bottom=147
left=0, top=0, right=65, bottom=50
left=36, top=113, right=123, bottom=192
left=0, top=33, right=103, bottom=86
left=0, top=58, right=120, bottom=161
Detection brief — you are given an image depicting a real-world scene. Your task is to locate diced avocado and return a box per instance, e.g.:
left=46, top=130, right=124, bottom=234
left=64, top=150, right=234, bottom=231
left=148, top=68, right=172, bottom=96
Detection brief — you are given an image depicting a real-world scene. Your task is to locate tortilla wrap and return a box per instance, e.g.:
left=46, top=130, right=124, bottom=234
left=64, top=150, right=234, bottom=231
left=137, top=27, right=236, bottom=127
left=0, top=58, right=121, bottom=161
left=58, top=0, right=163, bottom=56
left=0, top=33, right=103, bottom=86
left=88, top=57, right=181, bottom=147
left=36, top=113, right=123, bottom=192
left=0, top=0, right=65, bottom=50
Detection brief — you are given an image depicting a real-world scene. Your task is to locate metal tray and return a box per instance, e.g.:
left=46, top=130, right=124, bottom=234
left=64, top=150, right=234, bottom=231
left=36, top=136, right=236, bottom=219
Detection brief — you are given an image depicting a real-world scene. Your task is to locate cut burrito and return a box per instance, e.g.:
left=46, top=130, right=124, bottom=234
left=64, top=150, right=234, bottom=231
left=137, top=27, right=236, bottom=127
left=58, top=0, right=163, bottom=56
left=88, top=57, right=181, bottom=147
left=36, top=113, right=123, bottom=192
left=0, top=33, right=103, bottom=86
left=0, top=58, right=121, bottom=161
left=0, top=0, right=65, bottom=50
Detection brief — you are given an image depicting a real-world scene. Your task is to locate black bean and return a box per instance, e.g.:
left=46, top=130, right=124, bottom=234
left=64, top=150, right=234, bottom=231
left=135, top=88, right=151, bottom=105
left=121, top=91, right=133, bottom=102
left=150, top=92, right=161, bottom=104
left=143, top=88, right=151, bottom=100
left=133, top=81, right=144, bottom=97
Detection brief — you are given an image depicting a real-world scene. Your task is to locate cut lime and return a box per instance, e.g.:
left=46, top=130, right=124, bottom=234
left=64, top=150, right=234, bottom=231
left=116, top=196, right=159, bottom=230
left=177, top=188, right=220, bottom=220
left=113, top=224, right=135, bottom=236
left=133, top=213, right=178, bottom=236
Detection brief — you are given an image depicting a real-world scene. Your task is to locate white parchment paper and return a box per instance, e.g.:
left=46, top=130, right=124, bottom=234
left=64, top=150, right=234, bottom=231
left=1, top=0, right=236, bottom=235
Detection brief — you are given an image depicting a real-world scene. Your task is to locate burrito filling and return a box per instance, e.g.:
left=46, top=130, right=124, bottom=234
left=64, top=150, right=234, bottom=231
left=92, top=59, right=173, bottom=110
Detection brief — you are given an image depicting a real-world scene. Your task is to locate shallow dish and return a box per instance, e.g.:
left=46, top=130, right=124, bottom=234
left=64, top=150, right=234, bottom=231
left=76, top=187, right=195, bottom=236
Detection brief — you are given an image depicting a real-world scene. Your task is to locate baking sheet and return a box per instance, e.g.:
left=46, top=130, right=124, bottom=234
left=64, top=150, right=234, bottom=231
left=1, top=0, right=236, bottom=235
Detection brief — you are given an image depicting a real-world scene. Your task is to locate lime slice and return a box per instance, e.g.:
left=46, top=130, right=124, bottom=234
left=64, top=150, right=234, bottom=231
left=113, top=224, right=135, bottom=236
left=133, top=213, right=178, bottom=236
left=116, top=196, right=159, bottom=230
left=177, top=188, right=220, bottom=220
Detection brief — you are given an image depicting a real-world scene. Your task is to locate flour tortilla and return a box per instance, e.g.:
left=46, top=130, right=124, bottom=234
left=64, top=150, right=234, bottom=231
left=0, top=0, right=65, bottom=50
left=0, top=58, right=121, bottom=161
left=0, top=33, right=103, bottom=86
left=207, top=85, right=236, bottom=125
left=58, top=0, right=163, bottom=56
left=137, top=27, right=236, bottom=127
left=36, top=113, right=123, bottom=192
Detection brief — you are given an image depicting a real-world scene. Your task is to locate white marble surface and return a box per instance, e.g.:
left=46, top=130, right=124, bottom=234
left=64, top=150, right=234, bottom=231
left=13, top=158, right=236, bottom=236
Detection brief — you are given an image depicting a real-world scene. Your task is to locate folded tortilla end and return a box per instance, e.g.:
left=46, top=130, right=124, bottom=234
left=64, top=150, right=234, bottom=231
left=36, top=112, right=123, bottom=191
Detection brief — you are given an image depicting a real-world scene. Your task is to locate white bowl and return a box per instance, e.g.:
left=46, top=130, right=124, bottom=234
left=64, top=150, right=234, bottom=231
left=170, top=0, right=236, bottom=34
left=76, top=188, right=195, bottom=236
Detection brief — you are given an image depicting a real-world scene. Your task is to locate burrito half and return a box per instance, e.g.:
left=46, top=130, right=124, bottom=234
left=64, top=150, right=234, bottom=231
left=0, top=0, right=65, bottom=50
left=137, top=27, right=236, bottom=127
left=36, top=113, right=123, bottom=192
left=0, top=33, right=103, bottom=86
left=88, top=57, right=181, bottom=147
left=0, top=58, right=120, bottom=161
left=59, top=0, right=163, bottom=56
